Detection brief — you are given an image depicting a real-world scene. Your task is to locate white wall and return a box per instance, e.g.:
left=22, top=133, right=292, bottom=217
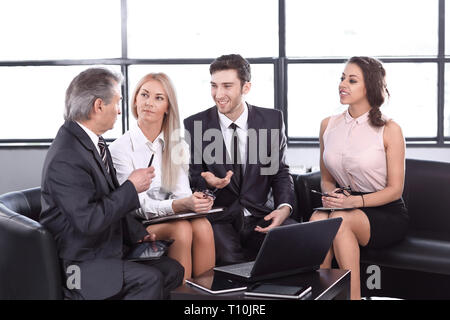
left=0, top=149, right=47, bottom=194
left=287, top=147, right=450, bottom=174
left=1, top=146, right=449, bottom=194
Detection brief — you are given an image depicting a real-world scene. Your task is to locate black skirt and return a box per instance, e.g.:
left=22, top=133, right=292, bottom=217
left=354, top=194, right=409, bottom=249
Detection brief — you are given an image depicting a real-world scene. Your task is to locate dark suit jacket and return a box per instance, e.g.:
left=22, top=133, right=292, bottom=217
left=183, top=104, right=295, bottom=224
left=40, top=120, right=147, bottom=299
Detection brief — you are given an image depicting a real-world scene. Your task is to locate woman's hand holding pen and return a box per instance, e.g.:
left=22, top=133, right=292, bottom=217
left=189, top=192, right=214, bottom=213
left=321, top=188, right=356, bottom=208
left=172, top=192, right=214, bottom=213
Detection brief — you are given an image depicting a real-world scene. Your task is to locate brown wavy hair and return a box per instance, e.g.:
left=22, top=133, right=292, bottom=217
left=209, top=54, right=251, bottom=87
left=347, top=56, right=389, bottom=127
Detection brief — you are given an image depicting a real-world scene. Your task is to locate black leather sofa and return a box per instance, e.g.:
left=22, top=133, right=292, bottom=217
left=1, top=158, right=450, bottom=299
left=0, top=187, right=62, bottom=299
left=293, top=158, right=450, bottom=299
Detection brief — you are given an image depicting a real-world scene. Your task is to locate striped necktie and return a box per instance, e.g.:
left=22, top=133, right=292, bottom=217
left=98, top=136, right=110, bottom=174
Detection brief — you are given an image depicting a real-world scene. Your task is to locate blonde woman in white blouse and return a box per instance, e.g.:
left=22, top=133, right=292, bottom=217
left=110, top=73, right=215, bottom=282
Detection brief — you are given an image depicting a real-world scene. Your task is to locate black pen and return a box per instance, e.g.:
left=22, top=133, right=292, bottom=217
left=148, top=153, right=155, bottom=167
left=311, top=189, right=337, bottom=198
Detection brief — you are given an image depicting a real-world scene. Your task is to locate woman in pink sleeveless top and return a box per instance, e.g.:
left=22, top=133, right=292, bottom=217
left=310, top=57, right=408, bottom=300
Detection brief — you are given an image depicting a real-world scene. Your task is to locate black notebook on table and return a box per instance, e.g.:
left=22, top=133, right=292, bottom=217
left=245, top=283, right=312, bottom=299
left=185, top=272, right=247, bottom=294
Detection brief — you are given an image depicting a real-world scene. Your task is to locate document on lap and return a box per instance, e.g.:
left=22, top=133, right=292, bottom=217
left=142, top=207, right=225, bottom=225
left=313, top=207, right=354, bottom=211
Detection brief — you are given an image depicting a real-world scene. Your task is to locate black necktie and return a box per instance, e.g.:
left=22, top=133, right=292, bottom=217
left=98, top=136, right=110, bottom=174
left=229, top=123, right=243, bottom=187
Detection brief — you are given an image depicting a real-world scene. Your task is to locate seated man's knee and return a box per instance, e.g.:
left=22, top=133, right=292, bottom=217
left=170, top=259, right=185, bottom=285
left=136, top=268, right=164, bottom=300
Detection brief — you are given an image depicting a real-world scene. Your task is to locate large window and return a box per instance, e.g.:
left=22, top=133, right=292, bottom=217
left=0, top=0, right=448, bottom=146
left=0, top=65, right=122, bottom=140
left=286, top=0, right=445, bottom=144
left=0, top=0, right=122, bottom=60
left=286, top=0, right=438, bottom=57
left=127, top=0, right=278, bottom=59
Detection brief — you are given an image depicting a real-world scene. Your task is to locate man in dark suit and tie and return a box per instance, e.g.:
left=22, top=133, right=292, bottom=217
left=40, top=68, right=183, bottom=300
left=184, top=54, right=296, bottom=266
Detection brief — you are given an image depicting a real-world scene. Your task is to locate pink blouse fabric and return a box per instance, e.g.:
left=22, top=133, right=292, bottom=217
left=322, top=110, right=388, bottom=193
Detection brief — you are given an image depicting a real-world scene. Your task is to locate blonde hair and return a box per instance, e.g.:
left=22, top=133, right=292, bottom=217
left=130, top=73, right=185, bottom=192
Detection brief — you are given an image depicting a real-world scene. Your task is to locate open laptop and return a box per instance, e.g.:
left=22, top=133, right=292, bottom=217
left=213, top=217, right=342, bottom=282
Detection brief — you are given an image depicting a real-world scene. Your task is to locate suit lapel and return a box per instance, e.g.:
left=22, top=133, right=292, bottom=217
left=106, top=146, right=120, bottom=188
left=241, top=104, right=257, bottom=193
left=65, top=121, right=116, bottom=190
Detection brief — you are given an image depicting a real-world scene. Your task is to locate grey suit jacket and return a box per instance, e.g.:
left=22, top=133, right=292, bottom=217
left=40, top=120, right=147, bottom=299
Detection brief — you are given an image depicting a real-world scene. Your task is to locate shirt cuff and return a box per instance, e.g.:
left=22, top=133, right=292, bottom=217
left=139, top=198, right=175, bottom=219
left=277, top=203, right=293, bottom=216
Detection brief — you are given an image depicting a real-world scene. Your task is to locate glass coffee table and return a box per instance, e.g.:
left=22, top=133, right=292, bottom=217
left=171, top=268, right=350, bottom=300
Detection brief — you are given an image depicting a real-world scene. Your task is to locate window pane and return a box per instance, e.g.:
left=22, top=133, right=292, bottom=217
left=383, top=63, right=437, bottom=138
left=128, top=64, right=274, bottom=132
left=288, top=63, right=437, bottom=138
left=444, top=65, right=450, bottom=137
left=446, top=7, right=450, bottom=55
left=0, top=0, right=121, bottom=60
left=288, top=64, right=346, bottom=137
left=286, top=0, right=438, bottom=57
left=0, top=66, right=122, bottom=140
left=127, top=0, right=278, bottom=58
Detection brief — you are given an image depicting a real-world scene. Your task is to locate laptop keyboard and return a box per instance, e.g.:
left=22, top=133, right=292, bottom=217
left=218, top=262, right=254, bottom=277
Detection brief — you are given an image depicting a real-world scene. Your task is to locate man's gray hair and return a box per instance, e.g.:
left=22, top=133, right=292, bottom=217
left=64, top=68, right=123, bottom=122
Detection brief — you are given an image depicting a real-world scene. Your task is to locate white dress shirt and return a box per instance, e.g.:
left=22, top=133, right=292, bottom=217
left=218, top=105, right=248, bottom=172
left=109, top=124, right=192, bottom=219
left=76, top=121, right=101, bottom=156
left=217, top=104, right=292, bottom=216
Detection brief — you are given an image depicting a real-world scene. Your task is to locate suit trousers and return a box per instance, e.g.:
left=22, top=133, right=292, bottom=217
left=212, top=215, right=297, bottom=266
left=64, top=256, right=184, bottom=300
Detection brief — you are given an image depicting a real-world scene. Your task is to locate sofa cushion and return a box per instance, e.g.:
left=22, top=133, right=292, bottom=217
left=292, top=159, right=450, bottom=277
left=361, top=230, right=450, bottom=275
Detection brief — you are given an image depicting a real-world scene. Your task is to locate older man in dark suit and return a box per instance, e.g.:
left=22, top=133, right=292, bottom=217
left=40, top=68, right=183, bottom=300
left=184, top=54, right=296, bottom=266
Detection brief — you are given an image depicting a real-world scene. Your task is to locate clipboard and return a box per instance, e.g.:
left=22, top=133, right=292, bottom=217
left=313, top=207, right=354, bottom=211
left=142, top=207, right=224, bottom=225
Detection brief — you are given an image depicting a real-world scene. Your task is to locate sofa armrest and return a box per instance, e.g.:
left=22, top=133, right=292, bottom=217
left=0, top=204, right=62, bottom=299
